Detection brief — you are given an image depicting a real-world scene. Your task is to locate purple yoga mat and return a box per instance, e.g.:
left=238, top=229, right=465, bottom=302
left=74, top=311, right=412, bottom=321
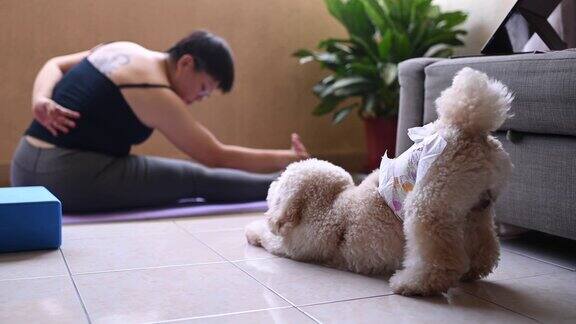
left=62, top=201, right=268, bottom=225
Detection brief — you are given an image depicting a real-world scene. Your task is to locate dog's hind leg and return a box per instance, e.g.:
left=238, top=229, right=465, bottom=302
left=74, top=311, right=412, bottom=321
left=245, top=219, right=288, bottom=257
left=389, top=158, right=492, bottom=296
left=390, top=200, right=470, bottom=296
left=461, top=205, right=500, bottom=281
left=245, top=219, right=265, bottom=247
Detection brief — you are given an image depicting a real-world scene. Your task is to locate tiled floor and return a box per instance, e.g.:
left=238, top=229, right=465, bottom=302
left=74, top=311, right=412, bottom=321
left=1, top=213, right=575, bottom=324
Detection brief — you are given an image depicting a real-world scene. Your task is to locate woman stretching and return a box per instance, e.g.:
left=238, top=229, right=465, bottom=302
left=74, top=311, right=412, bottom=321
left=11, top=30, right=308, bottom=212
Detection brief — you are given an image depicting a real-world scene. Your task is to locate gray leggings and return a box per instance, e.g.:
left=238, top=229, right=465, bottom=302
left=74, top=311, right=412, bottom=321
left=10, top=138, right=277, bottom=212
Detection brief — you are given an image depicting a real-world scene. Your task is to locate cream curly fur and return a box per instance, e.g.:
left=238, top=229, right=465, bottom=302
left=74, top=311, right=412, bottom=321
left=245, top=67, right=514, bottom=296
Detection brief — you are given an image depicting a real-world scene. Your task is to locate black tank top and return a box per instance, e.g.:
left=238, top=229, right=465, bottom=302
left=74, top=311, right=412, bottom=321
left=25, top=58, right=170, bottom=156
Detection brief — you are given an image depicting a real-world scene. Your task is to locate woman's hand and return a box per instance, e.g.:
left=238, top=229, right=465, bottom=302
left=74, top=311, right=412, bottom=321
left=291, top=133, right=309, bottom=160
left=32, top=97, right=80, bottom=136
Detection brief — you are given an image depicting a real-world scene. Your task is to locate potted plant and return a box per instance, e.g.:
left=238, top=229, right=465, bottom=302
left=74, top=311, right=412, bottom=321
left=294, top=0, right=467, bottom=170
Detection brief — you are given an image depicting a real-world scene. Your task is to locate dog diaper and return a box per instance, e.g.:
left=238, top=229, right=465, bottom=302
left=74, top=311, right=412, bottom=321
left=378, top=123, right=447, bottom=219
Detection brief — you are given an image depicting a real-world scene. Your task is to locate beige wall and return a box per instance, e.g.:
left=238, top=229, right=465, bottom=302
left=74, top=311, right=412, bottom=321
left=433, top=0, right=517, bottom=55
left=0, top=0, right=367, bottom=186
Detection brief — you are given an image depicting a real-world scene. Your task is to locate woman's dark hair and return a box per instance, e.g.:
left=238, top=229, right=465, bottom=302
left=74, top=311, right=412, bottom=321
left=167, top=30, right=234, bottom=93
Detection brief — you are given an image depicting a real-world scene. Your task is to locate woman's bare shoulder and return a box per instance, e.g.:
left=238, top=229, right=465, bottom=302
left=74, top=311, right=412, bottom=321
left=88, top=42, right=165, bottom=84
left=91, top=41, right=146, bottom=55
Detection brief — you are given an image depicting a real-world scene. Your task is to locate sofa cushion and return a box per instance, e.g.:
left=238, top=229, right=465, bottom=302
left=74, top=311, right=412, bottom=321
left=422, top=50, right=576, bottom=137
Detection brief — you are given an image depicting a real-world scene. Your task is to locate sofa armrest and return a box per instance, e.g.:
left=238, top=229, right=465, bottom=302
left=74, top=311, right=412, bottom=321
left=396, top=58, right=444, bottom=155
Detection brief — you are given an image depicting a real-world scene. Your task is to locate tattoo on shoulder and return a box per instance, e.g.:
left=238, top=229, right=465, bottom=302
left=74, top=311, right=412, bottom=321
left=90, top=54, right=131, bottom=76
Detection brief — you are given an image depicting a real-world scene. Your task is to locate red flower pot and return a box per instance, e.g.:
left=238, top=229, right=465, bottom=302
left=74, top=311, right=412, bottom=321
left=363, top=117, right=397, bottom=171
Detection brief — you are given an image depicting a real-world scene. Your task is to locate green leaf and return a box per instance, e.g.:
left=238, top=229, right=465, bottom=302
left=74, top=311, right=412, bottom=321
left=319, top=76, right=373, bottom=98
left=419, top=30, right=465, bottom=52
left=312, top=75, right=337, bottom=95
left=428, top=3, right=441, bottom=18
left=377, top=30, right=393, bottom=59
left=313, top=83, right=328, bottom=96
left=409, top=1, right=434, bottom=31
left=318, top=38, right=351, bottom=49
left=350, top=35, right=379, bottom=62
left=324, top=0, right=346, bottom=25
left=360, top=0, right=395, bottom=33
left=321, top=74, right=337, bottom=84
left=393, top=32, right=411, bottom=61
left=411, top=20, right=432, bottom=54
left=298, top=0, right=470, bottom=120
left=345, top=62, right=378, bottom=77
left=292, top=49, right=313, bottom=58
left=326, top=0, right=376, bottom=45
left=333, top=83, right=375, bottom=97
left=313, top=96, right=346, bottom=116
left=340, top=0, right=376, bottom=41
left=292, top=49, right=348, bottom=66
left=332, top=104, right=358, bottom=124
left=292, top=49, right=313, bottom=64
left=309, top=52, right=341, bottom=66
left=436, top=11, right=467, bottom=29
left=362, top=93, right=378, bottom=116
left=318, top=39, right=354, bottom=55
left=428, top=47, right=453, bottom=58
left=382, top=63, right=397, bottom=86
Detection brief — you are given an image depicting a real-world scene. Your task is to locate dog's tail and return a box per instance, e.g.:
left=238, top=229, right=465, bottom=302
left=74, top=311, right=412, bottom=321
left=435, top=67, right=513, bottom=135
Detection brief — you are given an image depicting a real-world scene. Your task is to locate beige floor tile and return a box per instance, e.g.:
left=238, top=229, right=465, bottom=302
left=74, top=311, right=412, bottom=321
left=463, top=271, right=576, bottom=323
left=74, top=263, right=289, bottom=323
left=0, top=249, right=68, bottom=280
left=500, top=232, right=576, bottom=270
left=61, top=231, right=224, bottom=274
left=192, top=229, right=277, bottom=261
left=174, top=307, right=315, bottom=323
left=235, top=258, right=393, bottom=306
left=175, top=213, right=264, bottom=233
left=485, top=250, right=568, bottom=281
left=4, top=214, right=571, bottom=324
left=302, top=289, right=536, bottom=324
left=0, top=276, right=87, bottom=324
left=63, top=220, right=182, bottom=241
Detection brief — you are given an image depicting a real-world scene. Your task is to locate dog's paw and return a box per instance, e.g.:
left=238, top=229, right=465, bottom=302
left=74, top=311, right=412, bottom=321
left=460, top=254, right=498, bottom=282
left=389, top=270, right=431, bottom=296
left=245, top=221, right=263, bottom=247
left=390, top=269, right=455, bottom=297
left=245, top=230, right=261, bottom=246
left=460, top=268, right=492, bottom=282
left=459, top=272, right=481, bottom=282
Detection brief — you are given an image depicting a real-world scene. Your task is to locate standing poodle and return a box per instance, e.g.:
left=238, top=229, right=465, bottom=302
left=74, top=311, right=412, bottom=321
left=245, top=67, right=514, bottom=296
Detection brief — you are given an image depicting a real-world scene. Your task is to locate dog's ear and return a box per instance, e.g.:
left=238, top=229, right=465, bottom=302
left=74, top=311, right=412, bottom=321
left=267, top=193, right=302, bottom=236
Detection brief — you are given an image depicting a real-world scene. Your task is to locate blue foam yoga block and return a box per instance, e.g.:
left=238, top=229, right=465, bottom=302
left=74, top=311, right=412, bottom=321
left=0, top=186, right=62, bottom=253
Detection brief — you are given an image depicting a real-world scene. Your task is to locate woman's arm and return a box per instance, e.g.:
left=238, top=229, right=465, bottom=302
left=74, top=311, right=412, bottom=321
left=122, top=88, right=308, bottom=173
left=32, top=47, right=103, bottom=135
left=32, top=50, right=91, bottom=105
left=217, top=135, right=308, bottom=172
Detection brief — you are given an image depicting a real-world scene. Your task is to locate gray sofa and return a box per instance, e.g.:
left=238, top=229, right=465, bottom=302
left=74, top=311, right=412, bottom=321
left=396, top=50, right=576, bottom=241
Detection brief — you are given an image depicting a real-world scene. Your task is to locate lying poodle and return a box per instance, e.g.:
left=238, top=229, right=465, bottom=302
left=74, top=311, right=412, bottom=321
left=245, top=67, right=514, bottom=296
